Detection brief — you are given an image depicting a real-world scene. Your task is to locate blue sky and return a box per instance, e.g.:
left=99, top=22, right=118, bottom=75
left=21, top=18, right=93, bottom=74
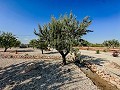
left=0, top=0, right=120, bottom=44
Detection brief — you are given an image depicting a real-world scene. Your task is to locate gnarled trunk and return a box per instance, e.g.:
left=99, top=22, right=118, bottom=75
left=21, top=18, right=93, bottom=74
left=59, top=50, right=69, bottom=65
left=41, top=49, right=43, bottom=54
left=4, top=48, right=8, bottom=52
left=62, top=54, right=66, bottom=65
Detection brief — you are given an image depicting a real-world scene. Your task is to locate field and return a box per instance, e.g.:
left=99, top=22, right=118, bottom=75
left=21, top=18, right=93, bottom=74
left=79, top=46, right=120, bottom=52
left=0, top=47, right=120, bottom=90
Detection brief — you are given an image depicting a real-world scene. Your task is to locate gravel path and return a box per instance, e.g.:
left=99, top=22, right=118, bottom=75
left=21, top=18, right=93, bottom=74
left=0, top=58, right=99, bottom=90
left=80, top=50, right=120, bottom=65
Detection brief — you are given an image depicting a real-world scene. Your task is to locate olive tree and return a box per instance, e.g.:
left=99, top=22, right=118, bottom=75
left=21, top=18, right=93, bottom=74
left=0, top=32, right=21, bottom=52
left=35, top=12, right=92, bottom=65
left=29, top=39, right=38, bottom=49
left=34, top=24, right=49, bottom=54
left=36, top=39, right=48, bottom=54
left=103, top=39, right=120, bottom=49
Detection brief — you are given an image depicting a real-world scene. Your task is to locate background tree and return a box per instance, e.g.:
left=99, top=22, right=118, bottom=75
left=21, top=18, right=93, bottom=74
left=14, top=40, right=21, bottom=47
left=34, top=24, right=49, bottom=54
left=91, top=43, right=104, bottom=47
left=103, top=39, right=120, bottom=49
left=110, top=39, right=120, bottom=48
left=80, top=39, right=92, bottom=46
left=80, top=40, right=92, bottom=50
left=36, top=39, right=48, bottom=54
left=35, top=12, right=92, bottom=65
left=103, top=40, right=110, bottom=48
left=0, top=32, right=20, bottom=52
left=29, top=39, right=38, bottom=49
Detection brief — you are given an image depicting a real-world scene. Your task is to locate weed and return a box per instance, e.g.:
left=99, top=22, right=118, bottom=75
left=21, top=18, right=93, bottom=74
left=96, top=50, right=100, bottom=54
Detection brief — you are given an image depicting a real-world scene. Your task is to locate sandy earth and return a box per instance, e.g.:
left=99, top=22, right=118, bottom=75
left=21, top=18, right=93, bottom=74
left=79, top=50, right=120, bottom=90
left=0, top=48, right=120, bottom=90
left=0, top=59, right=99, bottom=90
left=0, top=48, right=99, bottom=90
left=80, top=50, right=120, bottom=65
left=80, top=50, right=120, bottom=78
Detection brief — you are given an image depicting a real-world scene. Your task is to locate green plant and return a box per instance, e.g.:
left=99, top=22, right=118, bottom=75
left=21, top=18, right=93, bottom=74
left=96, top=50, right=100, bottom=54
left=70, top=48, right=79, bottom=56
left=103, top=39, right=120, bottom=49
left=34, top=12, right=92, bottom=65
left=36, top=39, right=48, bottom=54
left=0, top=32, right=21, bottom=52
left=29, top=39, right=38, bottom=49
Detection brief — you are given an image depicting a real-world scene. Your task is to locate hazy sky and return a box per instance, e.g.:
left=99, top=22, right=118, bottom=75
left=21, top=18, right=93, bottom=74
left=0, top=0, right=120, bottom=44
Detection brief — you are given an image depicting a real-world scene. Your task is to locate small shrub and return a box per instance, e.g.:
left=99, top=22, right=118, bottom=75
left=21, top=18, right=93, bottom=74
left=112, top=51, right=119, bottom=57
left=96, top=50, right=100, bottom=54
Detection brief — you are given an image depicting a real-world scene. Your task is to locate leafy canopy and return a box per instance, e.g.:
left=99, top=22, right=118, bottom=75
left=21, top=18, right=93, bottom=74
left=0, top=32, right=21, bottom=52
left=103, top=39, right=120, bottom=48
left=35, top=12, right=92, bottom=64
left=48, top=13, right=91, bottom=51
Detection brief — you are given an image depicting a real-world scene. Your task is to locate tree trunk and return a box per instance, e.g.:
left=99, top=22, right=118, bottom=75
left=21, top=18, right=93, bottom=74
left=62, top=55, right=66, bottom=65
left=4, top=48, right=8, bottom=52
left=41, top=49, right=43, bottom=54
left=59, top=50, right=69, bottom=65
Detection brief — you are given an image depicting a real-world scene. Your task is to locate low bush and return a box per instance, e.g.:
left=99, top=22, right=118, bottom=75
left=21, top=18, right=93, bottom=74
left=112, top=51, right=119, bottom=57
left=96, top=50, right=100, bottom=54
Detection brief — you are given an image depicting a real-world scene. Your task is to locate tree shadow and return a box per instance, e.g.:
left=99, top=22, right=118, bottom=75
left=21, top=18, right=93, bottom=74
left=0, top=49, right=34, bottom=53
left=0, top=60, right=84, bottom=90
left=79, top=55, right=108, bottom=66
left=44, top=51, right=59, bottom=54
left=16, top=49, right=34, bottom=52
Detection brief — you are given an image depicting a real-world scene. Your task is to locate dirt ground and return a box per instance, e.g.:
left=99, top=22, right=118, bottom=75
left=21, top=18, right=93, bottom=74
left=0, top=47, right=120, bottom=90
left=79, top=46, right=120, bottom=52
left=0, top=48, right=99, bottom=90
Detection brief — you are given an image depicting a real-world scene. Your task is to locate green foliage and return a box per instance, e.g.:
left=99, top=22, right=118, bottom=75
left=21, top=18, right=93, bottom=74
left=29, top=39, right=38, bottom=48
left=34, top=12, right=92, bottom=64
left=14, top=40, right=21, bottom=47
left=80, top=40, right=92, bottom=47
left=34, top=24, right=49, bottom=54
left=36, top=39, right=48, bottom=54
left=91, top=43, right=104, bottom=47
left=72, top=40, right=80, bottom=46
left=0, top=32, right=21, bottom=52
left=19, top=44, right=28, bottom=48
left=103, top=39, right=120, bottom=48
left=96, top=50, right=100, bottom=54
left=29, top=38, right=48, bottom=54
left=70, top=48, right=79, bottom=56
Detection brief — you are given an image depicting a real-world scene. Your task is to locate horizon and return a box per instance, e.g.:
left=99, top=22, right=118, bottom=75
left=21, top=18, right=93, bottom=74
left=0, top=0, right=120, bottom=44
